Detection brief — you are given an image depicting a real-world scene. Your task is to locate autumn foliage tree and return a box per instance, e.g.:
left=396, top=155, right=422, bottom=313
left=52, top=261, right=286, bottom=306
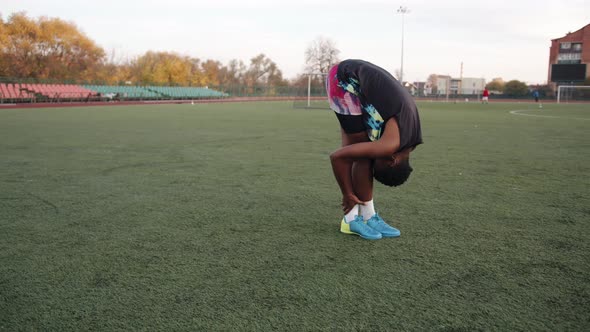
left=0, top=12, right=289, bottom=92
left=129, top=51, right=195, bottom=86
left=503, top=80, right=529, bottom=97
left=0, top=12, right=319, bottom=98
left=485, top=77, right=505, bottom=93
left=0, top=12, right=105, bottom=81
left=92, top=52, right=132, bottom=85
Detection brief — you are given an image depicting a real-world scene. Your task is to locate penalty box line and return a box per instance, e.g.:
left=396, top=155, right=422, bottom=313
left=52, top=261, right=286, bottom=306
left=509, top=109, right=590, bottom=121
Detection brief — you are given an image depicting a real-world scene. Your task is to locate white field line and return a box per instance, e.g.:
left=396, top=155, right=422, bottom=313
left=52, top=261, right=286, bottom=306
left=509, top=109, right=590, bottom=121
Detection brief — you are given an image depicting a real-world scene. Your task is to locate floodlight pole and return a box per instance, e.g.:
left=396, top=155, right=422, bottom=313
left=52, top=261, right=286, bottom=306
left=397, top=6, right=410, bottom=84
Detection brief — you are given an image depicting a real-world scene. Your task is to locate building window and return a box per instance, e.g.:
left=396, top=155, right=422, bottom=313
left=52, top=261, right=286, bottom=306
left=560, top=42, right=571, bottom=50
left=572, top=43, right=582, bottom=51
left=557, top=53, right=581, bottom=64
left=558, top=53, right=581, bottom=61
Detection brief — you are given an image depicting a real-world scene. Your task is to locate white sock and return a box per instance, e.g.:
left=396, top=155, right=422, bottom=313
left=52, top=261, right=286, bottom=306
left=360, top=199, right=376, bottom=221
left=344, top=204, right=360, bottom=223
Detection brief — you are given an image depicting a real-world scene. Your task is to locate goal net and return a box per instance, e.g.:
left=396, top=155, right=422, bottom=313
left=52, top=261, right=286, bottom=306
left=292, top=73, right=330, bottom=109
left=557, top=85, right=590, bottom=103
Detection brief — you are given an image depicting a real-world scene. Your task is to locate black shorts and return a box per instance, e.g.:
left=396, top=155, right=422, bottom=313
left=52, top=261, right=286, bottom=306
left=335, top=113, right=365, bottom=134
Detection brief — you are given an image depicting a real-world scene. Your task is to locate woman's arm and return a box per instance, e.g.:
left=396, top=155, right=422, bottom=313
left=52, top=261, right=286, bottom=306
left=331, top=118, right=401, bottom=161
left=329, top=118, right=401, bottom=202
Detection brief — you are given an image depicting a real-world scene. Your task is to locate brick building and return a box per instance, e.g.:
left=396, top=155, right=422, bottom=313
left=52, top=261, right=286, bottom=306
left=548, top=23, right=590, bottom=87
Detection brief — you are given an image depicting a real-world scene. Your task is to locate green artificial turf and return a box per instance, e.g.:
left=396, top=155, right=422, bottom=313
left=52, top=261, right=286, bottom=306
left=1, top=101, right=589, bottom=331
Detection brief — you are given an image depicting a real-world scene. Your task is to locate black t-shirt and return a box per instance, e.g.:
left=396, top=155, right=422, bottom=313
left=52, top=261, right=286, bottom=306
left=337, top=59, right=423, bottom=151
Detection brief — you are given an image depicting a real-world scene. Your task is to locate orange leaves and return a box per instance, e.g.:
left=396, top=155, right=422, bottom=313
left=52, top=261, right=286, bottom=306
left=0, top=12, right=286, bottom=90
left=0, top=12, right=105, bottom=80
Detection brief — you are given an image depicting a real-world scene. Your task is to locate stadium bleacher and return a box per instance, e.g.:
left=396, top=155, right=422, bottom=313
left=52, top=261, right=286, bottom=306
left=84, top=85, right=228, bottom=100
left=0, top=83, right=36, bottom=100
left=26, top=84, right=97, bottom=99
left=145, top=86, right=228, bottom=99
left=0, top=83, right=97, bottom=101
left=83, top=85, right=161, bottom=99
left=1, top=82, right=229, bottom=102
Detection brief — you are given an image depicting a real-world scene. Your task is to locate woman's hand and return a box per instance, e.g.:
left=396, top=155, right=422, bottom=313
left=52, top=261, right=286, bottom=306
left=342, top=193, right=364, bottom=214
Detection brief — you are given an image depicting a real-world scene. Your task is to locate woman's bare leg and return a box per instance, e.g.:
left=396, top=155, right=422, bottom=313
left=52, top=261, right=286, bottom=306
left=340, top=129, right=373, bottom=202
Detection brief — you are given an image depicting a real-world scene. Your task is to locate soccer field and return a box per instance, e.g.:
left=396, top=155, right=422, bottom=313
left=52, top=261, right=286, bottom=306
left=1, top=101, right=589, bottom=330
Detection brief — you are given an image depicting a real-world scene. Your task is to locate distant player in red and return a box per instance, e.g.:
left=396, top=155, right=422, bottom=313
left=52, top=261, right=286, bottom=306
left=482, top=88, right=490, bottom=104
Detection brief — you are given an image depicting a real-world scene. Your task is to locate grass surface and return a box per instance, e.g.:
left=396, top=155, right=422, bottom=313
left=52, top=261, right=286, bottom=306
left=1, top=101, right=589, bottom=331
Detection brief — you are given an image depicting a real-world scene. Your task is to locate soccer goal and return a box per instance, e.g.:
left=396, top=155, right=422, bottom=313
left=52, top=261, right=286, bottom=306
left=292, top=73, right=330, bottom=109
left=556, top=85, right=590, bottom=103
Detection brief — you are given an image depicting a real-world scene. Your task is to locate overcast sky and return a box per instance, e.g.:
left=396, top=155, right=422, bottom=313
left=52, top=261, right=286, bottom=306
left=2, top=0, right=589, bottom=84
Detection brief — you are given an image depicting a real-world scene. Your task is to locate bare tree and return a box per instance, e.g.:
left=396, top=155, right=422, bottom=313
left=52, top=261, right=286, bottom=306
left=245, top=54, right=283, bottom=86
left=218, top=59, right=246, bottom=86
left=304, top=36, right=340, bottom=75
left=427, top=74, right=438, bottom=94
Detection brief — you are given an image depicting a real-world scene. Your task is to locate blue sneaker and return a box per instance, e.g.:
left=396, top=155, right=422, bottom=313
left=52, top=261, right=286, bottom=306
left=340, top=215, right=382, bottom=240
left=367, top=213, right=400, bottom=238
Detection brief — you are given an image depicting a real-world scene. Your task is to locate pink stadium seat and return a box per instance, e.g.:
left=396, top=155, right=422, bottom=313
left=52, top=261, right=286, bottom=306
left=0, top=83, right=97, bottom=99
